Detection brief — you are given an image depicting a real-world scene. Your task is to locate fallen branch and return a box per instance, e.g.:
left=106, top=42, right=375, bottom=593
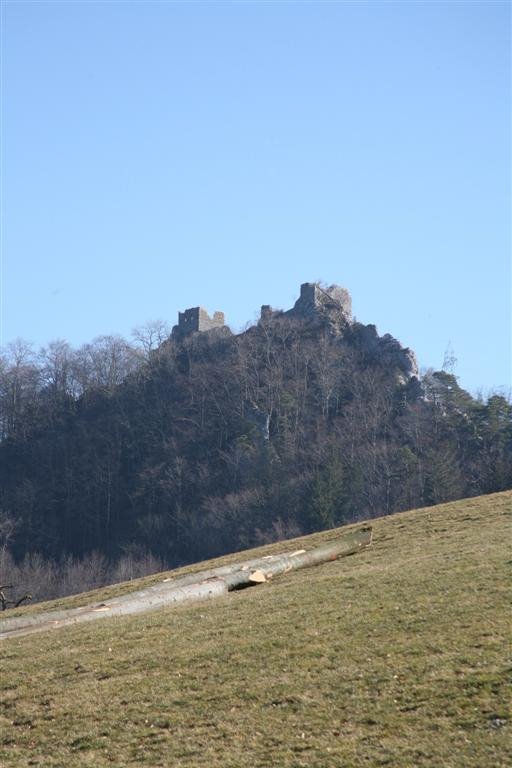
left=14, top=594, right=32, bottom=608
left=0, top=586, right=31, bottom=611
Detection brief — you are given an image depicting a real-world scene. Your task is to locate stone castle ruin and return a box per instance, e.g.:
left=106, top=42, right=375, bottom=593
left=172, top=282, right=352, bottom=340
left=172, top=307, right=225, bottom=338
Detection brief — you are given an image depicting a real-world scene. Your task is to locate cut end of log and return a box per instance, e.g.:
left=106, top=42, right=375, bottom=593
left=248, top=570, right=267, bottom=584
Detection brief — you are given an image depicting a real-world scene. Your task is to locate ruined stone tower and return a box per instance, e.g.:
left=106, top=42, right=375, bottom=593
left=292, top=282, right=352, bottom=319
left=172, top=307, right=225, bottom=338
left=260, top=282, right=352, bottom=324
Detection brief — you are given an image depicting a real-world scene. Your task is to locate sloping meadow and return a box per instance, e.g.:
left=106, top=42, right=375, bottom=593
left=1, top=491, right=510, bottom=767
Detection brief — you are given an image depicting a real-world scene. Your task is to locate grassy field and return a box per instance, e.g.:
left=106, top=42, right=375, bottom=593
left=0, top=491, right=510, bottom=767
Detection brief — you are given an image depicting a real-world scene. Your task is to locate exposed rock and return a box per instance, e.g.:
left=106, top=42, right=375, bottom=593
left=244, top=403, right=270, bottom=442
left=291, top=282, right=352, bottom=321
left=348, top=323, right=419, bottom=381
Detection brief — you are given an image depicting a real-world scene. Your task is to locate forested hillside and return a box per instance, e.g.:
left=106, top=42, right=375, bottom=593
left=1, top=286, right=510, bottom=586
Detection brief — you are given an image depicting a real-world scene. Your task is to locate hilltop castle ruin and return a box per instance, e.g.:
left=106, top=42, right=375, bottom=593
left=172, top=307, right=226, bottom=338
left=170, top=281, right=417, bottom=381
left=172, top=282, right=352, bottom=339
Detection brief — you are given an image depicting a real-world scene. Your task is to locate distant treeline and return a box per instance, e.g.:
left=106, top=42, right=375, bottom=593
left=0, top=314, right=510, bottom=593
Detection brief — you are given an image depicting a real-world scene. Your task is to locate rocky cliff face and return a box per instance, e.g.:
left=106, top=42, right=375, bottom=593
left=347, top=323, right=419, bottom=382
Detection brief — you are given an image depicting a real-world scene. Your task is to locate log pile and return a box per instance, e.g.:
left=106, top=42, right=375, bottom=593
left=0, top=526, right=372, bottom=640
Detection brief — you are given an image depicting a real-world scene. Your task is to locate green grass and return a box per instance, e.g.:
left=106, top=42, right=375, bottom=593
left=1, top=491, right=511, bottom=767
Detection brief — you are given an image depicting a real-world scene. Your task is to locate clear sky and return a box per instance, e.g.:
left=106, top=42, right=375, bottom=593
left=2, top=0, right=510, bottom=395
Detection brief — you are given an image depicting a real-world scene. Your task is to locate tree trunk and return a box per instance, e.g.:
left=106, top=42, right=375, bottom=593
left=224, top=526, right=372, bottom=588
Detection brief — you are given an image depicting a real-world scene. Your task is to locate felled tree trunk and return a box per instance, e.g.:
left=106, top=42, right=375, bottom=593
left=224, top=525, right=373, bottom=589
left=0, top=527, right=372, bottom=640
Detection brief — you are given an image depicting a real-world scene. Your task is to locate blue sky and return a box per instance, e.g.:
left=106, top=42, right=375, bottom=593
left=2, top=0, right=510, bottom=395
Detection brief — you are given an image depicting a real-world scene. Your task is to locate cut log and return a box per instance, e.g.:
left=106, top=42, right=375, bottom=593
left=0, top=526, right=372, bottom=640
left=223, top=526, right=373, bottom=590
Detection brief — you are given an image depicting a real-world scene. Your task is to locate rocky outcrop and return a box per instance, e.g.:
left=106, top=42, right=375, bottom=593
left=347, top=323, right=419, bottom=381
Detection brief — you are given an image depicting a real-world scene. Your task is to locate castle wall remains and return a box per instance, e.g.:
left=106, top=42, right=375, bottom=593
left=174, top=307, right=225, bottom=337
